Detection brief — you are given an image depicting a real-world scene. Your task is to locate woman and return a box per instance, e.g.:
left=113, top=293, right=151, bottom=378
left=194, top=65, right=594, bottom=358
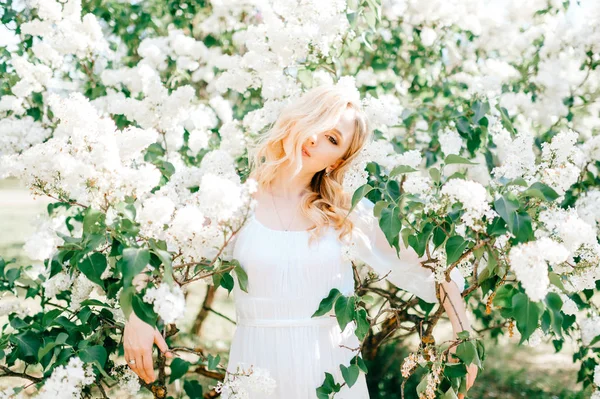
left=124, top=85, right=477, bottom=398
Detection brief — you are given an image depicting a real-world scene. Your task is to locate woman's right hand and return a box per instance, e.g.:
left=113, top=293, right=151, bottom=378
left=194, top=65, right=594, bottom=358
left=123, top=311, right=173, bottom=383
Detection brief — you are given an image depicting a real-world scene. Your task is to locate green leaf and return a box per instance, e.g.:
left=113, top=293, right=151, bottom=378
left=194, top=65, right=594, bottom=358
left=79, top=345, right=108, bottom=368
left=119, top=286, right=136, bottom=321
left=496, top=105, right=516, bottom=135
left=492, top=284, right=517, bottom=310
left=472, top=100, right=490, bottom=123
left=152, top=247, right=174, bottom=286
left=512, top=293, right=543, bottom=344
left=312, top=288, right=342, bottom=317
left=233, top=264, right=249, bottom=293
left=316, top=372, right=341, bottom=399
left=544, top=292, right=564, bottom=339
left=429, top=167, right=441, bottom=182
left=522, top=182, right=559, bottom=202
left=169, top=358, right=190, bottom=383
left=441, top=387, right=459, bottom=399
left=122, top=248, right=150, bottom=288
left=455, top=340, right=482, bottom=368
left=444, top=154, right=477, bottom=165
left=355, top=308, right=370, bottom=340
left=493, top=195, right=519, bottom=232
left=350, top=184, right=374, bottom=211
left=184, top=379, right=203, bottom=399
left=38, top=332, right=68, bottom=359
left=379, top=206, right=401, bottom=249
left=83, top=208, right=106, bottom=236
left=207, top=353, right=221, bottom=370
left=446, top=236, right=468, bottom=266
left=407, top=222, right=434, bottom=258
left=77, top=253, right=107, bottom=286
left=334, top=295, right=355, bottom=331
left=219, top=272, right=234, bottom=293
left=10, top=331, right=41, bottom=362
left=443, top=363, right=467, bottom=379
left=340, top=363, right=360, bottom=388
left=132, top=294, right=158, bottom=327
left=511, top=211, right=534, bottom=243
left=390, top=165, right=417, bottom=177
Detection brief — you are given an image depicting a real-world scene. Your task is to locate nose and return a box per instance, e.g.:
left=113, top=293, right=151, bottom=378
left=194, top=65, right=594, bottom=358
left=307, top=134, right=318, bottom=146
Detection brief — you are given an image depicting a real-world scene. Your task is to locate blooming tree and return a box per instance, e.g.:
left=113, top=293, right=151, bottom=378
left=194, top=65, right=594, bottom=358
left=1, top=0, right=600, bottom=398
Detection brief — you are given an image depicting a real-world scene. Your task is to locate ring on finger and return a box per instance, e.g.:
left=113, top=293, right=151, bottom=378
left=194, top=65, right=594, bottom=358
left=128, top=359, right=136, bottom=365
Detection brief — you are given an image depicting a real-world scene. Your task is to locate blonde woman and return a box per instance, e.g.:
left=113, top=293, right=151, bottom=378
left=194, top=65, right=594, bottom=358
left=124, top=85, right=477, bottom=398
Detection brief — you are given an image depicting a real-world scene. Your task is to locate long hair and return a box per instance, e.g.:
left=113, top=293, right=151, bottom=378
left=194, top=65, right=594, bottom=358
left=248, top=84, right=371, bottom=244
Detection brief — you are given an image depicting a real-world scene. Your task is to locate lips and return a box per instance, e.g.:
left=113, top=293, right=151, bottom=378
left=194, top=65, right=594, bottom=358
left=302, top=146, right=311, bottom=157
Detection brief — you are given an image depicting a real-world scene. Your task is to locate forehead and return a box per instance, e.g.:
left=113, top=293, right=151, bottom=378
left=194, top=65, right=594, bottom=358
left=332, top=106, right=356, bottom=140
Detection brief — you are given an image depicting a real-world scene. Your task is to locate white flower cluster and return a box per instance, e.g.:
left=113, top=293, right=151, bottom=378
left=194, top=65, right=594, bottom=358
left=19, top=0, right=112, bottom=68
left=508, top=237, right=569, bottom=302
left=580, top=315, right=600, bottom=346
left=438, top=128, right=463, bottom=156
left=143, top=283, right=186, bottom=325
left=576, top=189, right=600, bottom=235
left=0, top=115, right=51, bottom=156
left=539, top=130, right=584, bottom=197
left=215, top=363, right=277, bottom=399
left=438, top=179, right=497, bottom=231
left=489, top=116, right=536, bottom=183
left=2, top=92, right=162, bottom=208
left=361, top=93, right=403, bottom=135
left=43, top=271, right=75, bottom=300
left=116, top=367, right=141, bottom=397
left=35, top=357, right=95, bottom=399
left=536, top=206, right=600, bottom=293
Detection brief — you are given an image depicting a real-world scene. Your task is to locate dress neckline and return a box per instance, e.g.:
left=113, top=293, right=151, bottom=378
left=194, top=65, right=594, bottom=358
left=250, top=213, right=317, bottom=234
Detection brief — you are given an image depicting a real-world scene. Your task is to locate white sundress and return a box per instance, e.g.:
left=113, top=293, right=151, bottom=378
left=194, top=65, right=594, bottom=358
left=223, top=198, right=465, bottom=399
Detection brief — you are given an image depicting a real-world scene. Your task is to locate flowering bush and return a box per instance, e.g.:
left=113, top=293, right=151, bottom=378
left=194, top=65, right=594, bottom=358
left=1, top=0, right=600, bottom=398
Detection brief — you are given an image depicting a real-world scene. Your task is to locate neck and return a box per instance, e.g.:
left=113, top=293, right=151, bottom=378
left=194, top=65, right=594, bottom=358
left=268, top=168, right=314, bottom=199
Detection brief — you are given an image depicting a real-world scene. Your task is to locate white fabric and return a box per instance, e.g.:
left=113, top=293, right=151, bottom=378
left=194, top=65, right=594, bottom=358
left=223, top=198, right=465, bottom=398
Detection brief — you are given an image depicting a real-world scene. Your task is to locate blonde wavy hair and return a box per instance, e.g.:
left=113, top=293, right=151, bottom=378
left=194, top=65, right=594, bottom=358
left=248, top=84, right=372, bottom=244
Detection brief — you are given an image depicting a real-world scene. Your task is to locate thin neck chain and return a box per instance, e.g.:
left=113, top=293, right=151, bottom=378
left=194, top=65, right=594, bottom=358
left=270, top=190, right=298, bottom=231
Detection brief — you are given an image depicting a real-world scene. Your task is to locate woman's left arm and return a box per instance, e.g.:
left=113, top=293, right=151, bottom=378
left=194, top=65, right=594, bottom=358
left=438, top=280, right=478, bottom=398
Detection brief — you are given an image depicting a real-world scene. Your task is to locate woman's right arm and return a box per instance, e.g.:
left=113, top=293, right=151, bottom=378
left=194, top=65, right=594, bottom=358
left=123, top=311, right=173, bottom=383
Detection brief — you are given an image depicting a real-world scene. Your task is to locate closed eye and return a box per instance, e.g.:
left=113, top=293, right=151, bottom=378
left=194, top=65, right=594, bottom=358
left=327, top=135, right=338, bottom=145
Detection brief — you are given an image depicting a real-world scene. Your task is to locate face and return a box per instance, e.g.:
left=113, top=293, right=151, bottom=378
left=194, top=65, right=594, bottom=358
left=298, top=106, right=356, bottom=174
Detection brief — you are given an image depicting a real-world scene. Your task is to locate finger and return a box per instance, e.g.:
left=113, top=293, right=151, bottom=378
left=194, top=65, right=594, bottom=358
left=142, top=350, right=155, bottom=383
left=133, top=350, right=150, bottom=383
left=154, top=330, right=172, bottom=358
left=125, top=351, right=142, bottom=380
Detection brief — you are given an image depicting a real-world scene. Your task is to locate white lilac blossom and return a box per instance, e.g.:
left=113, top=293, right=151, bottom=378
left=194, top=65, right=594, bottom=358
left=508, top=237, right=569, bottom=302
left=70, top=273, right=96, bottom=311
left=215, top=363, right=277, bottom=399
left=143, top=283, right=186, bottom=324
left=489, top=116, right=536, bottom=182
left=580, top=315, right=600, bottom=346
left=576, top=189, right=600, bottom=234
left=539, top=130, right=585, bottom=196
left=2, top=93, right=162, bottom=208
left=117, top=367, right=141, bottom=397
left=34, top=357, right=95, bottom=399
left=0, top=116, right=52, bottom=156
left=42, top=271, right=75, bottom=299
left=438, top=128, right=463, bottom=156
left=439, top=179, right=497, bottom=231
